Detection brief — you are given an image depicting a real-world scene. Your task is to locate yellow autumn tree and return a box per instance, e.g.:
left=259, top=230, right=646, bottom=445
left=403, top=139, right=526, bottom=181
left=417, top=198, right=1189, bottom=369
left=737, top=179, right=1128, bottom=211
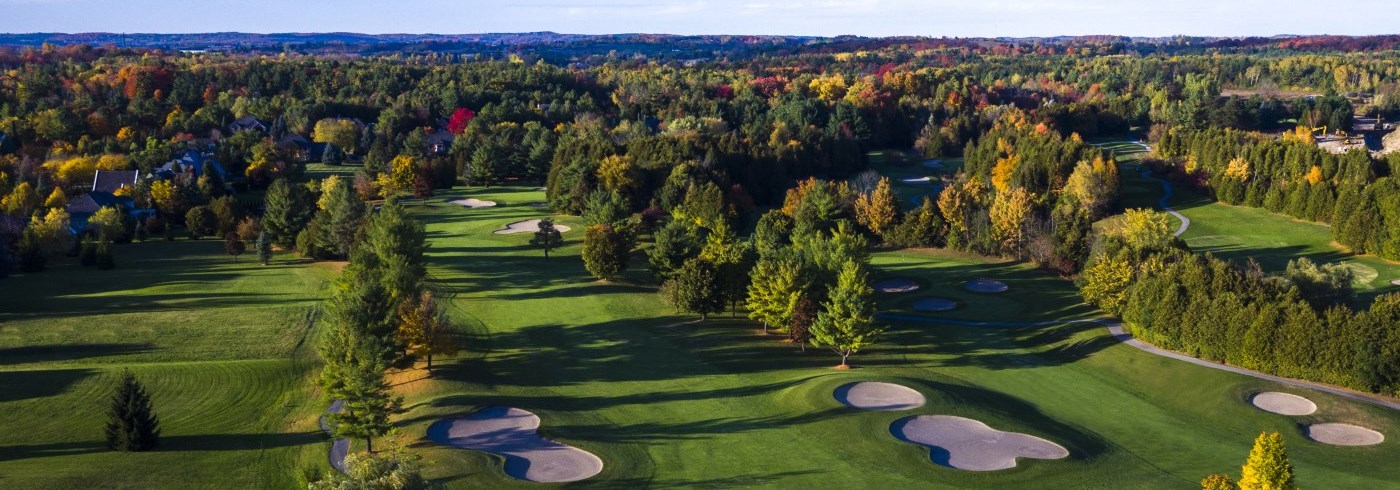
left=1304, top=166, right=1323, bottom=185
left=853, top=177, right=899, bottom=238
left=1079, top=254, right=1134, bottom=314
left=1238, top=432, right=1297, bottom=490
left=376, top=155, right=419, bottom=199
left=809, top=73, right=848, bottom=102
left=990, top=187, right=1035, bottom=253
left=990, top=139, right=1019, bottom=193
left=1224, top=157, right=1251, bottom=181
left=150, top=179, right=182, bottom=217
left=2, top=182, right=40, bottom=216
left=44, top=187, right=68, bottom=208
left=1201, top=474, right=1238, bottom=490
left=1119, top=208, right=1174, bottom=252
left=312, top=118, right=360, bottom=152
left=597, top=154, right=641, bottom=198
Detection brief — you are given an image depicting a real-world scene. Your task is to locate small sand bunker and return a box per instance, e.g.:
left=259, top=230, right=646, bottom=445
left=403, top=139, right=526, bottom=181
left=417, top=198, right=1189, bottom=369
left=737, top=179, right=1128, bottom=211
left=964, top=279, right=1009, bottom=293
left=913, top=298, right=958, bottom=312
left=902, top=176, right=932, bottom=184
left=1306, top=423, right=1385, bottom=446
left=1250, top=392, right=1317, bottom=416
left=874, top=278, right=920, bottom=293
left=893, top=415, right=1069, bottom=471
left=1392, top=279, right=1400, bottom=286
left=450, top=198, right=497, bottom=208
left=834, top=382, right=926, bottom=411
left=494, top=219, right=572, bottom=235
left=923, top=160, right=945, bottom=169
left=428, top=407, right=603, bottom=483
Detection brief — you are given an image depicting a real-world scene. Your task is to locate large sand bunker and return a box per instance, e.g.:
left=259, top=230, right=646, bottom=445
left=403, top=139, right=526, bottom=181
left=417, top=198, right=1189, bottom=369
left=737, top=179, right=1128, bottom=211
left=912, top=298, right=958, bottom=312
left=1250, top=392, right=1317, bottom=416
left=834, top=382, right=926, bottom=411
left=893, top=415, right=1069, bottom=471
left=449, top=198, right=497, bottom=208
left=873, top=278, right=920, bottom=293
left=1392, top=279, right=1400, bottom=286
left=1305, top=423, right=1385, bottom=446
left=428, top=407, right=603, bottom=483
left=964, top=278, right=1009, bottom=293
left=494, top=219, right=572, bottom=235
left=902, top=176, right=933, bottom=184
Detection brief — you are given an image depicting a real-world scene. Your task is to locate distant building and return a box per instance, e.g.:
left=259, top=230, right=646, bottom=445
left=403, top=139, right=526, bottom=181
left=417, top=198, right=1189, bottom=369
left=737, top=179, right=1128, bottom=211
left=424, top=131, right=454, bottom=155
left=228, top=115, right=269, bottom=134
left=157, top=150, right=231, bottom=185
left=91, top=170, right=139, bottom=194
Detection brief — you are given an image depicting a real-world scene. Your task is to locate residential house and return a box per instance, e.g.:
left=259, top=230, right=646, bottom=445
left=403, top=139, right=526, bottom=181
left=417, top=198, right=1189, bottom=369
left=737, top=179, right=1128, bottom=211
left=228, top=115, right=269, bottom=134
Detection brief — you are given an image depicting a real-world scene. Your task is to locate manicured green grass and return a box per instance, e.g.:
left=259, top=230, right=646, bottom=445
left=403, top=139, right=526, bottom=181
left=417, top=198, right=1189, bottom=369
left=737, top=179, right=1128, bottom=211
left=1105, top=142, right=1400, bottom=305
left=0, top=240, right=335, bottom=488
left=867, top=149, right=962, bottom=206
left=398, top=186, right=1400, bottom=489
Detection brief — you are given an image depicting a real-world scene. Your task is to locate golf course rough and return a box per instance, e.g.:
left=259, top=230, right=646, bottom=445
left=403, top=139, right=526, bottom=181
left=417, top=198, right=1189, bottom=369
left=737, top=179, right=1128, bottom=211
left=1306, top=423, right=1385, bottom=446
left=493, top=219, right=571, bottom=235
left=892, top=415, right=1069, bottom=471
left=873, top=278, right=921, bottom=293
left=427, top=407, right=603, bottom=483
left=448, top=198, right=497, bottom=208
left=964, top=278, right=1009, bottom=293
left=834, top=381, right=926, bottom=411
left=1250, top=392, right=1317, bottom=416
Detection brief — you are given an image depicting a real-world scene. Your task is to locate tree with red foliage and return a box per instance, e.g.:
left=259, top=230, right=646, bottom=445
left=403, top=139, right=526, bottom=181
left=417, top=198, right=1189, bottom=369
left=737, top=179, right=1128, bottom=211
left=446, top=108, right=476, bottom=134
left=412, top=163, right=435, bottom=203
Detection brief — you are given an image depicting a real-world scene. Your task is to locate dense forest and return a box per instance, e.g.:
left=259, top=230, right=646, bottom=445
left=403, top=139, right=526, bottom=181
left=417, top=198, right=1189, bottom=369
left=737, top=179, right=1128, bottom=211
left=1, top=39, right=1398, bottom=397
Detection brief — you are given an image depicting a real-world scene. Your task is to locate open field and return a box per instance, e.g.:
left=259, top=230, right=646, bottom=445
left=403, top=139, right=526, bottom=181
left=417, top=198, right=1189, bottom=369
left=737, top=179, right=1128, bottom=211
left=0, top=241, right=335, bottom=489
left=391, top=186, right=1400, bottom=488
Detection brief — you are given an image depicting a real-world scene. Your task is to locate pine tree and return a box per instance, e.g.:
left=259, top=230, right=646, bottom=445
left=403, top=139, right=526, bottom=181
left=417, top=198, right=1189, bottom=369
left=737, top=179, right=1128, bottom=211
left=95, top=238, right=115, bottom=270
left=530, top=218, right=564, bottom=259
left=326, top=353, right=402, bottom=453
left=810, top=260, right=883, bottom=368
left=105, top=370, right=160, bottom=452
left=256, top=230, right=272, bottom=265
left=79, top=237, right=97, bottom=266
left=1238, top=432, right=1297, bottom=490
left=648, top=219, right=700, bottom=279
left=262, top=178, right=314, bottom=248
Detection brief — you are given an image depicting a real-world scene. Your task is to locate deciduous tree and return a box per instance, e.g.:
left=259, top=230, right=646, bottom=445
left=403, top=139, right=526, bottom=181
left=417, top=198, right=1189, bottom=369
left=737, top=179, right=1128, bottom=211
left=810, top=260, right=883, bottom=368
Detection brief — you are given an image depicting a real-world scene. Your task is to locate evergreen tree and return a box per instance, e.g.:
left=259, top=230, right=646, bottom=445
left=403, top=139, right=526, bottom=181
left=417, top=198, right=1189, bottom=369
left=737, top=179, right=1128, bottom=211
left=323, top=143, right=345, bottom=166
left=530, top=218, right=564, bottom=259
left=105, top=370, right=160, bottom=452
left=256, top=230, right=272, bottom=265
left=262, top=178, right=314, bottom=248
left=810, top=260, right=883, bottom=368
left=1239, top=432, right=1297, bottom=490
left=581, top=189, right=629, bottom=228
left=326, top=351, right=403, bottom=453
left=648, top=219, right=700, bottom=279
left=79, top=237, right=97, bottom=266
left=315, top=178, right=366, bottom=259
left=95, top=238, right=115, bottom=270
left=224, top=232, right=246, bottom=261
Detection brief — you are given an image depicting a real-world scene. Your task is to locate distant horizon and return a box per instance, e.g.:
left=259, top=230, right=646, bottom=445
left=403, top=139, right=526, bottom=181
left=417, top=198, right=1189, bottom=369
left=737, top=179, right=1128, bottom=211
left=0, top=31, right=1393, bottom=41
left=2, top=0, right=1398, bottom=38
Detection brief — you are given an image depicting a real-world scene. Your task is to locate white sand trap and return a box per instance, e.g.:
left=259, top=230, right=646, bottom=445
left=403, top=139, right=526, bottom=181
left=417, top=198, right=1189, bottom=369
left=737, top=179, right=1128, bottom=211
left=1392, top=279, right=1400, bottom=286
left=494, top=219, right=572, bottom=235
left=874, top=278, right=920, bottom=293
left=964, top=278, right=1009, bottom=293
left=834, top=382, right=926, bottom=411
left=449, top=198, right=497, bottom=208
left=428, top=407, right=603, bottom=482
left=902, top=176, right=933, bottom=184
left=913, top=298, right=958, bottom=312
left=893, top=415, right=1069, bottom=471
left=1306, top=423, right=1385, bottom=446
left=1250, top=392, right=1317, bottom=416
left=318, top=400, right=350, bottom=473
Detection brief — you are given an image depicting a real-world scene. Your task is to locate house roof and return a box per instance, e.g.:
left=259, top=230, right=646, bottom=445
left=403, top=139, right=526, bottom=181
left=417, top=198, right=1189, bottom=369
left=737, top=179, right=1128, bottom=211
left=92, top=170, right=139, bottom=193
left=229, top=115, right=268, bottom=132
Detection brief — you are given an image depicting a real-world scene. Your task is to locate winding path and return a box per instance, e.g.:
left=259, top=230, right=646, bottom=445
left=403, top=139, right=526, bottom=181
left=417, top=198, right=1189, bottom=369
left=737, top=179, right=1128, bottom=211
left=1096, top=140, right=1189, bottom=236
left=876, top=314, right=1400, bottom=412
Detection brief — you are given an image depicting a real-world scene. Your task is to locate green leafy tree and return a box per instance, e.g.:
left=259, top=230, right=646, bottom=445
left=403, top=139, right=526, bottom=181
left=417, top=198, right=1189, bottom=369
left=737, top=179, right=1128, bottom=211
left=224, top=232, right=246, bottom=261
left=184, top=206, right=216, bottom=238
left=582, top=223, right=631, bottom=281
left=582, top=189, right=629, bottom=228
left=1201, top=474, right=1239, bottom=490
left=699, top=222, right=755, bottom=316
left=95, top=238, right=115, bottom=270
left=530, top=218, right=564, bottom=259
left=308, top=451, right=429, bottom=490
left=810, top=260, right=883, bottom=368
left=79, top=237, right=98, bottom=266
left=664, top=258, right=725, bottom=320
left=105, top=370, right=160, bottom=452
left=18, top=229, right=46, bottom=272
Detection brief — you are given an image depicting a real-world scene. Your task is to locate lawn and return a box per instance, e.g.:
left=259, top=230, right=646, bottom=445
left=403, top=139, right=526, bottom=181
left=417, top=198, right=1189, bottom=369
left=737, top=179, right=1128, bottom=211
left=0, top=240, right=336, bottom=489
left=1103, top=141, right=1400, bottom=305
left=392, top=186, right=1400, bottom=489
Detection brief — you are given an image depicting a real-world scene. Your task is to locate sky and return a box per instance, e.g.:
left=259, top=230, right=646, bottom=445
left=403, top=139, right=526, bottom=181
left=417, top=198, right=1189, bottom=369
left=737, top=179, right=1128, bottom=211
left=2, top=0, right=1399, bottom=38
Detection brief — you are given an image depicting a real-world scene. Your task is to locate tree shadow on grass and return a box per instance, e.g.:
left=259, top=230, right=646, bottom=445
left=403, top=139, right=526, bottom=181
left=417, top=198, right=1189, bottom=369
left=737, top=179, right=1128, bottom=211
left=0, top=368, right=95, bottom=403
left=0, top=343, right=154, bottom=366
left=0, top=431, right=321, bottom=462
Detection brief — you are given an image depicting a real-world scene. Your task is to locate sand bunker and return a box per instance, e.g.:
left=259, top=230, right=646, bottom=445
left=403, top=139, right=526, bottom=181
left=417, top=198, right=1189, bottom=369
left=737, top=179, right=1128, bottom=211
left=913, top=298, right=958, bottom=312
left=449, top=198, right=497, bottom=208
left=494, top=219, right=572, bottom=235
left=318, top=400, right=350, bottom=473
left=874, top=279, right=920, bottom=293
left=923, top=160, right=945, bottom=169
left=893, top=415, right=1069, bottom=471
left=1250, top=392, right=1317, bottom=416
left=428, top=407, right=603, bottom=483
left=902, top=176, right=933, bottom=184
left=834, top=382, right=926, bottom=411
left=964, top=279, right=1009, bottom=293
left=1392, top=279, right=1400, bottom=286
left=1306, top=423, right=1385, bottom=446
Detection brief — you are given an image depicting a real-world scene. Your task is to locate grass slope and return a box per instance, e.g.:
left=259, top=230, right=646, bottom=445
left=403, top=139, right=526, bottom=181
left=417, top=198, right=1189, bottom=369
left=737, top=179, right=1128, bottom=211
left=0, top=241, right=335, bottom=489
left=398, top=186, right=1400, bottom=489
